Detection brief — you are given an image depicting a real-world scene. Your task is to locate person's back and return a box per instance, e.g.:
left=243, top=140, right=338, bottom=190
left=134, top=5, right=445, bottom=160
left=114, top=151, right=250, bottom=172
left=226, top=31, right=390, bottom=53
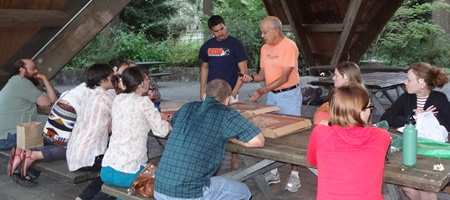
left=309, top=125, right=389, bottom=199
left=307, top=85, right=390, bottom=200
left=155, top=79, right=263, bottom=200
left=155, top=98, right=257, bottom=197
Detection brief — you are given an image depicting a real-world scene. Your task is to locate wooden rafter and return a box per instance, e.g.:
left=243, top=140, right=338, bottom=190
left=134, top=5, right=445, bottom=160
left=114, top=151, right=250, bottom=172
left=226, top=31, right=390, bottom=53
left=32, top=0, right=131, bottom=80
left=280, top=0, right=316, bottom=66
left=330, top=0, right=362, bottom=66
left=302, top=24, right=369, bottom=33
left=0, top=9, right=69, bottom=27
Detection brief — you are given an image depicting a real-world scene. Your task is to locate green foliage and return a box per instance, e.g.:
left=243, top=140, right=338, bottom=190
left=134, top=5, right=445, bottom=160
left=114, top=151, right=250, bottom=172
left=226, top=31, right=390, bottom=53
left=120, top=0, right=178, bottom=41
left=206, top=0, right=268, bottom=68
left=365, top=0, right=450, bottom=68
left=65, top=25, right=202, bottom=70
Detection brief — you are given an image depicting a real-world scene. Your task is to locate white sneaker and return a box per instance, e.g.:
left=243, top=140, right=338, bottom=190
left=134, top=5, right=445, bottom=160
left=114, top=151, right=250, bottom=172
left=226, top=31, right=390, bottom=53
left=285, top=174, right=301, bottom=192
left=264, top=172, right=280, bottom=185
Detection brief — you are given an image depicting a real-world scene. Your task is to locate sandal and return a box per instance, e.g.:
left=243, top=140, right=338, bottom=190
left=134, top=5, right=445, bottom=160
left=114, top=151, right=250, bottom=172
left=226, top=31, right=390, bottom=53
left=22, top=149, right=33, bottom=177
left=7, top=147, right=24, bottom=176
left=12, top=172, right=37, bottom=188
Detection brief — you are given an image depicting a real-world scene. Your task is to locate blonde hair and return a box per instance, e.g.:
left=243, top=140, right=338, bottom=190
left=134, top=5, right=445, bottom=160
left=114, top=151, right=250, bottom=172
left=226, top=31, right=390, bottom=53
left=409, top=62, right=448, bottom=90
left=335, top=61, right=363, bottom=86
left=329, top=84, right=370, bottom=128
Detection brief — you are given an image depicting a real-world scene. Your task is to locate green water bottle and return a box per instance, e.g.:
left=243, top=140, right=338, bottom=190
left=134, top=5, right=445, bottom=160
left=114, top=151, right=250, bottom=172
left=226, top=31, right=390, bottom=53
left=402, top=115, right=417, bottom=166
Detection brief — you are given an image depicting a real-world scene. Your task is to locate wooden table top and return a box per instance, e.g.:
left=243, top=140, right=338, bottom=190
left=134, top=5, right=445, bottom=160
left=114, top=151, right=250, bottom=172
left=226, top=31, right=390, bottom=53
left=226, top=128, right=450, bottom=192
left=309, top=72, right=407, bottom=90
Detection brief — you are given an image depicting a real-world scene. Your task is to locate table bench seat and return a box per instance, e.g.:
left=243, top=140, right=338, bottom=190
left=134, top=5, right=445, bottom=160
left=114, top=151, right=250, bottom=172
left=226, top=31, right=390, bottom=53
left=0, top=149, right=98, bottom=184
left=102, top=184, right=154, bottom=200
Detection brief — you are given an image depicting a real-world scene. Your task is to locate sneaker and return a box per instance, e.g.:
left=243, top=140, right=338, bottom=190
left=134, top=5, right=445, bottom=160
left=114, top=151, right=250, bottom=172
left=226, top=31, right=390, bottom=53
left=285, top=174, right=301, bottom=192
left=264, top=172, right=280, bottom=185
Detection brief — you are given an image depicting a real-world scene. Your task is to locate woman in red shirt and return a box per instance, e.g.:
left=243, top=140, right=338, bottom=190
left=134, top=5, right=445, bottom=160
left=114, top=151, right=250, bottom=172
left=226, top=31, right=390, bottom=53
left=307, top=84, right=390, bottom=200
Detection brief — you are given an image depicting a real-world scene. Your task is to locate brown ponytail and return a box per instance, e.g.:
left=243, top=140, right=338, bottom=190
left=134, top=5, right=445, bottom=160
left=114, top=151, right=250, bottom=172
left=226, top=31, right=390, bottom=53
left=409, top=62, right=449, bottom=90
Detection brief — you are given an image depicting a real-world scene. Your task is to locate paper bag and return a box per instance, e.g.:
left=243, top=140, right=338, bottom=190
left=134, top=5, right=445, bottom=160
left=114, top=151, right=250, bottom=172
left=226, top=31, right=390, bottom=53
left=17, top=121, right=44, bottom=149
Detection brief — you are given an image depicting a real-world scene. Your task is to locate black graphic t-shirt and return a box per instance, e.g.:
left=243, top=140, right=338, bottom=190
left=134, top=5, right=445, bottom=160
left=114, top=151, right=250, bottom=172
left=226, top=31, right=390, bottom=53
left=198, top=36, right=248, bottom=89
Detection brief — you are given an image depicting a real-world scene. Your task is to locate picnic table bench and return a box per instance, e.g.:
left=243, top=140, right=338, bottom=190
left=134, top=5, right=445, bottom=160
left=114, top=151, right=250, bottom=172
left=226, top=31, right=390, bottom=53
left=0, top=149, right=98, bottom=184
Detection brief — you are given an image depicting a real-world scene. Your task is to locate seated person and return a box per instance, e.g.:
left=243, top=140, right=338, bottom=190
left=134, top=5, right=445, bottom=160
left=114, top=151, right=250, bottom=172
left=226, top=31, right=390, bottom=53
left=65, top=63, right=115, bottom=200
left=381, top=62, right=450, bottom=200
left=314, top=61, right=364, bottom=125
left=100, top=67, right=170, bottom=188
left=307, top=84, right=390, bottom=200
left=154, top=79, right=265, bottom=200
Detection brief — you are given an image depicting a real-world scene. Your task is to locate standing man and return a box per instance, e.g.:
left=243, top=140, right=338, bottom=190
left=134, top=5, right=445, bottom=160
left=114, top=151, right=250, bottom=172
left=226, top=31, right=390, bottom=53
left=154, top=79, right=265, bottom=200
left=0, top=59, right=57, bottom=150
left=199, top=15, right=248, bottom=103
left=241, top=16, right=302, bottom=193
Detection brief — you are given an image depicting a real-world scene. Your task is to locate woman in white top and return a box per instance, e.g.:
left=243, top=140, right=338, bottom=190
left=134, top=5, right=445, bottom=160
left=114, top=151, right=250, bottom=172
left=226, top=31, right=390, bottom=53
left=100, top=67, right=170, bottom=188
left=65, top=63, right=115, bottom=200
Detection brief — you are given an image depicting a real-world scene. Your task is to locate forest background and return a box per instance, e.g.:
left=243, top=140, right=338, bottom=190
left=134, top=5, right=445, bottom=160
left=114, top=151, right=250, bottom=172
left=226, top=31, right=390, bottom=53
left=65, top=0, right=450, bottom=74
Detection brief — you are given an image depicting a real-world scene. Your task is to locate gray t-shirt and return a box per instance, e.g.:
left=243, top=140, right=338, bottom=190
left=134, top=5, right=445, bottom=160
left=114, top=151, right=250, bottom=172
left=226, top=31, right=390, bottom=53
left=0, top=75, right=42, bottom=139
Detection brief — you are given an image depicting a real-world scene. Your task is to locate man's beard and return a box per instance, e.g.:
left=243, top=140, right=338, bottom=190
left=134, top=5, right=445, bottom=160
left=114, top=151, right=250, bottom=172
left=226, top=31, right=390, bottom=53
left=24, top=72, right=40, bottom=86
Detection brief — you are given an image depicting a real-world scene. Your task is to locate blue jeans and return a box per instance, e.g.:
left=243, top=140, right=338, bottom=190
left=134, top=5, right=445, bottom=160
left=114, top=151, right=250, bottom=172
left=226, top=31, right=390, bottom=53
left=154, top=176, right=251, bottom=200
left=100, top=166, right=144, bottom=187
left=30, top=143, right=66, bottom=162
left=267, top=87, right=302, bottom=116
left=0, top=132, right=17, bottom=150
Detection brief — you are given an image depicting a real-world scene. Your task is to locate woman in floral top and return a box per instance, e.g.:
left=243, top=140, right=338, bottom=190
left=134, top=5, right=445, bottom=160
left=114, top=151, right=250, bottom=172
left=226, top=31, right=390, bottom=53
left=100, top=67, right=170, bottom=188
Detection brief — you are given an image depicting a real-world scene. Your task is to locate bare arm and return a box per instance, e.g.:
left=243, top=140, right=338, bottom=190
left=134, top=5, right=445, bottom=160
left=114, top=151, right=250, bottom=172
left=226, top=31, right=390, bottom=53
left=229, top=133, right=265, bottom=148
left=232, top=60, right=248, bottom=98
left=200, top=62, right=209, bottom=100
left=35, top=72, right=57, bottom=107
left=249, top=67, right=293, bottom=102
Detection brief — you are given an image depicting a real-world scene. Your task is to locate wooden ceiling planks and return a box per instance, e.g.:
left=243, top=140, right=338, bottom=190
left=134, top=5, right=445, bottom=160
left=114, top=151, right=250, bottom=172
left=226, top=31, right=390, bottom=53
left=0, top=0, right=69, bottom=76
left=262, top=0, right=404, bottom=67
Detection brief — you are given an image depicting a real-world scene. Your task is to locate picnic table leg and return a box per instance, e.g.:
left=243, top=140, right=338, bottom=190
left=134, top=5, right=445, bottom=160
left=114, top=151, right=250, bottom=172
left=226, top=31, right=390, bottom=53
left=237, top=155, right=282, bottom=200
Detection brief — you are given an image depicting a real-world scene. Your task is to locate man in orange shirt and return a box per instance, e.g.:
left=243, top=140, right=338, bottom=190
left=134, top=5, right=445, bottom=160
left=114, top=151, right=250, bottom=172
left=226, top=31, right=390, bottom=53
left=241, top=16, right=302, bottom=193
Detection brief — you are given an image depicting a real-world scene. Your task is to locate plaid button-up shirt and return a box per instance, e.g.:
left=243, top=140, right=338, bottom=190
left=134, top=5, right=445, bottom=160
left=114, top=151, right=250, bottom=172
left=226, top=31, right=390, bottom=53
left=155, top=97, right=260, bottom=198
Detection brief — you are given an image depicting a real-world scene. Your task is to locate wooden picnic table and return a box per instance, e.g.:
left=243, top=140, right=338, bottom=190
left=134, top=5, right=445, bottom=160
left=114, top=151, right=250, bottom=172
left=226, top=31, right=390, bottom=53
left=309, top=72, right=408, bottom=115
left=225, top=127, right=450, bottom=199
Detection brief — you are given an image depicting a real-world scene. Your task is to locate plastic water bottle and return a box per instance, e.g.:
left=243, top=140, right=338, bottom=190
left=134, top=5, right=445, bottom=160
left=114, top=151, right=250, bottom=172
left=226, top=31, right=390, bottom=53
left=402, top=115, right=417, bottom=166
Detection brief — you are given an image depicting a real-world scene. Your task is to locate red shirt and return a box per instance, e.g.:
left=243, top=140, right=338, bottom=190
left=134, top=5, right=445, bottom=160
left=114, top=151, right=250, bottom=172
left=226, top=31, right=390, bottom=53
left=307, top=125, right=390, bottom=200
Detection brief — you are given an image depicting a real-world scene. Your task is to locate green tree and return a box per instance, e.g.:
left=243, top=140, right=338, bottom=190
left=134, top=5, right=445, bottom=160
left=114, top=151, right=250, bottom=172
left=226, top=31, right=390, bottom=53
left=120, top=0, right=178, bottom=41
left=365, top=0, right=450, bottom=68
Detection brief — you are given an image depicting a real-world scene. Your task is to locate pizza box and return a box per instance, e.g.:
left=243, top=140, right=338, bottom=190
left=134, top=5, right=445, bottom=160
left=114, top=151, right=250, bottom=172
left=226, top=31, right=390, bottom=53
left=247, top=113, right=312, bottom=138
left=229, top=102, right=279, bottom=115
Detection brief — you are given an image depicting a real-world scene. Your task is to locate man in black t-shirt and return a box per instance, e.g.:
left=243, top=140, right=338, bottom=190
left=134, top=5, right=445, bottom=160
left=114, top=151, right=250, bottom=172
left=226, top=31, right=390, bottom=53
left=199, top=15, right=248, bottom=104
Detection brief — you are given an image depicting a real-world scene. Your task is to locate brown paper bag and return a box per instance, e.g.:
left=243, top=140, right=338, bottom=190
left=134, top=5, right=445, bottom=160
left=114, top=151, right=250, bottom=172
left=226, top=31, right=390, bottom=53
left=17, top=121, right=44, bottom=149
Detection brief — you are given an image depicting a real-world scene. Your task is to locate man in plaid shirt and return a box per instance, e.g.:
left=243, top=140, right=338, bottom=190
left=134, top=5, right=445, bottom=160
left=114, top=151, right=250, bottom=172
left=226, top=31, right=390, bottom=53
left=154, top=79, right=265, bottom=200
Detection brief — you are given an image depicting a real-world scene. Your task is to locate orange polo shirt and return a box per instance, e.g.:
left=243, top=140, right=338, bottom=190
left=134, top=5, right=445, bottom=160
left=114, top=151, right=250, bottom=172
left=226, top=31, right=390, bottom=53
left=260, top=37, right=300, bottom=90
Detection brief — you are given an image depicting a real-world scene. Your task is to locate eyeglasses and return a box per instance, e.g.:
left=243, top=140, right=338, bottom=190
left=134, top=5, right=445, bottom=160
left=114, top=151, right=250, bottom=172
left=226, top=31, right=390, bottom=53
left=363, top=103, right=374, bottom=111
left=260, top=28, right=275, bottom=36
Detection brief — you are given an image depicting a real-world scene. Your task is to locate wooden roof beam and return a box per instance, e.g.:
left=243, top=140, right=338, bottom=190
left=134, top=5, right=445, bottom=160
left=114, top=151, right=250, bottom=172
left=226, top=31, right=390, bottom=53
left=280, top=0, right=316, bottom=67
left=32, top=0, right=132, bottom=80
left=0, top=9, right=69, bottom=27
left=330, top=0, right=363, bottom=67
left=302, top=24, right=369, bottom=32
